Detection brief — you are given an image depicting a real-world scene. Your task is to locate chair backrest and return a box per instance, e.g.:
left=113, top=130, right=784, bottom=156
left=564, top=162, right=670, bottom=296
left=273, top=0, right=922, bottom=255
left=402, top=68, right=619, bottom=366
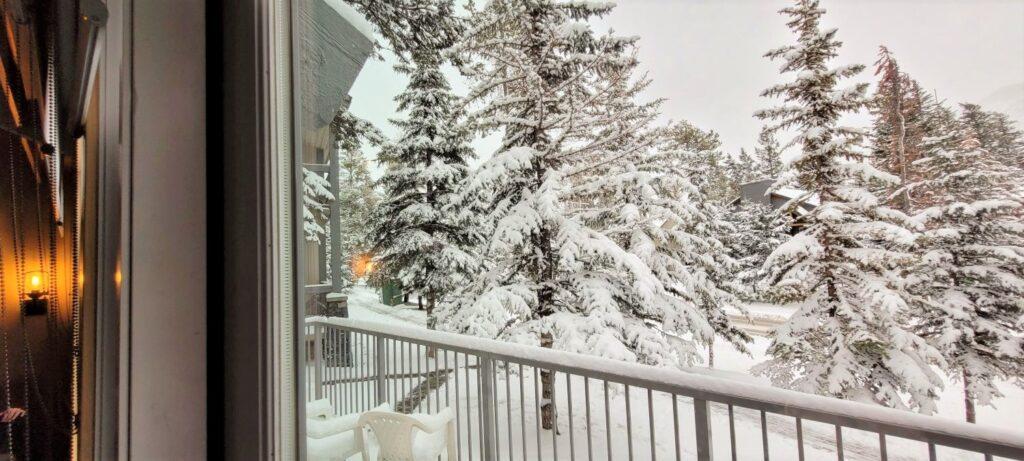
left=356, top=411, right=421, bottom=461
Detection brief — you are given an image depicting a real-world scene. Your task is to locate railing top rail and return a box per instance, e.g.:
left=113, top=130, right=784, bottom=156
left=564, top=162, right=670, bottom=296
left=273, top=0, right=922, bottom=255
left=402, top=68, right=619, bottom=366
left=307, top=316, right=1024, bottom=458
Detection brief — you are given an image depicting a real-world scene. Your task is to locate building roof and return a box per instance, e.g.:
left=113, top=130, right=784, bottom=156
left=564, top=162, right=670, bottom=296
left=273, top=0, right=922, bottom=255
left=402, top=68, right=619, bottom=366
left=731, top=178, right=818, bottom=215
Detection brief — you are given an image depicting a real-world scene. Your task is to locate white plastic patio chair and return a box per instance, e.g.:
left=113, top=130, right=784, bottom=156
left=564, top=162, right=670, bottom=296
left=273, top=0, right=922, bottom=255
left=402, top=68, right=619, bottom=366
left=354, top=408, right=456, bottom=461
left=306, top=400, right=392, bottom=461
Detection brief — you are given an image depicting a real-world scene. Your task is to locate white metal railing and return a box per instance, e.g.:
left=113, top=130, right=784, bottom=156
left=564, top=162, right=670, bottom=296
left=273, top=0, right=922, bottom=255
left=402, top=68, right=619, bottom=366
left=305, top=317, right=1024, bottom=461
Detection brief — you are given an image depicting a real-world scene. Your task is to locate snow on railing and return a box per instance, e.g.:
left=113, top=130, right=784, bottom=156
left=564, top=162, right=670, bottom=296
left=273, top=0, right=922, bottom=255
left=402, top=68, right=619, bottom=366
left=305, top=316, right=1024, bottom=461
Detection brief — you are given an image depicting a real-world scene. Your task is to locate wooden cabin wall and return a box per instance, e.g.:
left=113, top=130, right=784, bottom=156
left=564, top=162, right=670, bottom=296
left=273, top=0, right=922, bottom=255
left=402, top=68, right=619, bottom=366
left=0, top=132, right=75, bottom=460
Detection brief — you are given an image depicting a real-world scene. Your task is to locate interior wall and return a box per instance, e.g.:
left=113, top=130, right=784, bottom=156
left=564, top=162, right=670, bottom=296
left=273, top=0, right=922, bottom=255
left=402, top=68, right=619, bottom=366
left=127, top=0, right=207, bottom=459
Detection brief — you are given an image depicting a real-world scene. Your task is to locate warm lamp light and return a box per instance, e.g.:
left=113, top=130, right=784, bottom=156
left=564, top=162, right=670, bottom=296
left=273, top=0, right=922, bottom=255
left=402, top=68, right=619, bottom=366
left=25, top=270, right=47, bottom=299
left=22, top=270, right=48, bottom=316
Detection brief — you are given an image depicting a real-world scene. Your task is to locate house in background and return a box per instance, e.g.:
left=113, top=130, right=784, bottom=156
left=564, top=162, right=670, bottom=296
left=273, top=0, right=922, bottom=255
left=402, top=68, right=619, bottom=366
left=730, top=178, right=819, bottom=233
left=299, top=0, right=374, bottom=314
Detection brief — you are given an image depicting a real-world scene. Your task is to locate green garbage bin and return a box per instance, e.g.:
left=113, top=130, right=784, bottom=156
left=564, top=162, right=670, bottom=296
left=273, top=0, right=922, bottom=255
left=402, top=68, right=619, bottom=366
left=380, top=280, right=403, bottom=306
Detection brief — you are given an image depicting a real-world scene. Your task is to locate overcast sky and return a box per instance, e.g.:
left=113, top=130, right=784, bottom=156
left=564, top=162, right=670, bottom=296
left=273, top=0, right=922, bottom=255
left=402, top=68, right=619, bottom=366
left=348, top=0, right=1024, bottom=175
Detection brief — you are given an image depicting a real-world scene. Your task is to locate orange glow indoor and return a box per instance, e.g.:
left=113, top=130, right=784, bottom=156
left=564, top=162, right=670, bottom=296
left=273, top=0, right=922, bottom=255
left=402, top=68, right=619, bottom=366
left=25, top=270, right=46, bottom=296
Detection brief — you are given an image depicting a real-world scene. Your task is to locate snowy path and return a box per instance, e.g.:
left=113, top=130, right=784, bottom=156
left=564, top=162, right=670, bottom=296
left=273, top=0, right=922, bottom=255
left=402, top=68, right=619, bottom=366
left=310, top=286, right=1022, bottom=460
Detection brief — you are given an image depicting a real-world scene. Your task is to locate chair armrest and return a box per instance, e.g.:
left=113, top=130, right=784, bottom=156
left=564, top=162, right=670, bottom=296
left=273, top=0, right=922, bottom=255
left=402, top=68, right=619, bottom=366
left=413, top=408, right=455, bottom=434
left=307, top=413, right=360, bottom=439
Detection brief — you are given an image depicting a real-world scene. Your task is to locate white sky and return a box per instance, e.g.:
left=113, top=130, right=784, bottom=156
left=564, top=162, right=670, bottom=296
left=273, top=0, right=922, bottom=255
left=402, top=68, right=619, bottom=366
left=348, top=0, right=1024, bottom=176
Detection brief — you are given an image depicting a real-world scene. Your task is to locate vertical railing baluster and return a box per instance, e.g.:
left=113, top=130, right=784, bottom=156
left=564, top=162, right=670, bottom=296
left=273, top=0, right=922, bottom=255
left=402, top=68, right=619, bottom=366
left=313, top=325, right=323, bottom=400
left=928, top=443, right=937, bottom=461
left=673, top=395, right=681, bottom=461
left=375, top=335, right=386, bottom=405
left=693, top=398, right=713, bottom=461
left=417, top=342, right=424, bottom=413
left=366, top=335, right=372, bottom=411
left=648, top=389, right=656, bottom=461
left=480, top=357, right=497, bottom=461
left=519, top=363, right=527, bottom=461
left=466, top=354, right=474, bottom=461
left=494, top=363, right=501, bottom=459
left=339, top=329, right=348, bottom=411
left=625, top=384, right=634, bottom=461
left=356, top=333, right=363, bottom=411
left=454, top=352, right=463, bottom=461
left=506, top=361, right=514, bottom=461
left=761, top=410, right=769, bottom=461
left=567, top=374, right=576, bottom=461
left=535, top=367, right=543, bottom=461
left=552, top=370, right=559, bottom=461
left=835, top=426, right=844, bottom=461
left=347, top=331, right=354, bottom=413
left=795, top=417, right=804, bottom=461
left=478, top=357, right=485, bottom=457
left=984, top=454, right=994, bottom=461
left=393, top=339, right=399, bottom=404
left=347, top=331, right=353, bottom=411
left=878, top=433, right=886, bottom=461
left=604, top=381, right=611, bottom=461
left=729, top=405, right=737, bottom=461
left=585, top=377, right=594, bottom=461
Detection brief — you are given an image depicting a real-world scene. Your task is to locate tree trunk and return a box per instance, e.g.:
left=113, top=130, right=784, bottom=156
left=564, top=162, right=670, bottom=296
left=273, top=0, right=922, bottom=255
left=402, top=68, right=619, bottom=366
left=540, top=332, right=556, bottom=430
left=418, top=295, right=423, bottom=310
left=707, top=338, right=715, bottom=369
left=426, top=291, right=436, bottom=358
left=963, top=367, right=976, bottom=424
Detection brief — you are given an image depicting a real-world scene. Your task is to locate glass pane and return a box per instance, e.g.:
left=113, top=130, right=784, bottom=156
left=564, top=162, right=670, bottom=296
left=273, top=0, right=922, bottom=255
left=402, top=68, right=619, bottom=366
left=289, top=1, right=1024, bottom=460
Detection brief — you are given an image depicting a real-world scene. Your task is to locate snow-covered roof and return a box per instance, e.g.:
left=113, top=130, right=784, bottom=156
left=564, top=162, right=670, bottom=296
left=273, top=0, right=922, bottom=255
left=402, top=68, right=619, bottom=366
left=775, top=187, right=820, bottom=206
left=322, top=0, right=375, bottom=40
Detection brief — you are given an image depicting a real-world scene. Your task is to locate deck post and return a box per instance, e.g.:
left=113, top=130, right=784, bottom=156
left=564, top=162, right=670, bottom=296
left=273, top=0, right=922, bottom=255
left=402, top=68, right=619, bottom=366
left=313, top=325, right=324, bottom=400
left=694, top=398, right=713, bottom=461
left=480, top=356, right=497, bottom=460
left=375, top=335, right=387, bottom=405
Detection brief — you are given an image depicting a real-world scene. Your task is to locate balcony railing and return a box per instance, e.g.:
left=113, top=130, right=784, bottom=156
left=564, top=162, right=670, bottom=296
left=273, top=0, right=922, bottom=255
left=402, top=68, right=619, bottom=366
left=304, top=317, right=1024, bottom=461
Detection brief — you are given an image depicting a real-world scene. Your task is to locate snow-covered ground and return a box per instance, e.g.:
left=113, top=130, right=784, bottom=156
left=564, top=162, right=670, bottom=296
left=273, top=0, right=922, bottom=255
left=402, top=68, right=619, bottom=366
left=309, top=285, right=1023, bottom=460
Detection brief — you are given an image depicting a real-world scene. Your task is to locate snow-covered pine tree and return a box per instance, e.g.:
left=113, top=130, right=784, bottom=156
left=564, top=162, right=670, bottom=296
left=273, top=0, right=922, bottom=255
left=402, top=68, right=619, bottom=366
left=722, top=202, right=790, bottom=302
left=958, top=103, right=1024, bottom=172
left=752, top=0, right=943, bottom=412
left=870, top=46, right=927, bottom=212
left=571, top=53, right=752, bottom=370
left=664, top=120, right=734, bottom=203
left=445, top=0, right=673, bottom=429
left=725, top=147, right=759, bottom=195
left=910, top=133, right=1024, bottom=423
left=329, top=110, right=384, bottom=288
left=369, top=44, right=478, bottom=332
left=303, top=167, right=334, bottom=244
left=754, top=125, right=783, bottom=179
left=345, top=0, right=464, bottom=57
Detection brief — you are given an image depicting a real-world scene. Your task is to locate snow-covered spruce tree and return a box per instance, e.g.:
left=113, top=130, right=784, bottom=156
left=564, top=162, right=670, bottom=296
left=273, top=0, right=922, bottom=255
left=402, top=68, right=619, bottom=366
left=870, top=46, right=927, bottom=212
left=754, top=125, right=783, bottom=179
left=658, top=132, right=755, bottom=366
left=303, top=167, right=334, bottom=244
left=722, top=202, right=790, bottom=302
left=725, top=147, right=760, bottom=193
left=345, top=0, right=464, bottom=57
left=329, top=111, right=384, bottom=288
left=369, top=46, right=478, bottom=332
left=444, top=0, right=676, bottom=429
left=958, top=103, right=1024, bottom=172
left=909, top=134, right=1024, bottom=423
left=572, top=58, right=751, bottom=370
left=664, top=120, right=735, bottom=203
left=752, top=0, right=943, bottom=412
